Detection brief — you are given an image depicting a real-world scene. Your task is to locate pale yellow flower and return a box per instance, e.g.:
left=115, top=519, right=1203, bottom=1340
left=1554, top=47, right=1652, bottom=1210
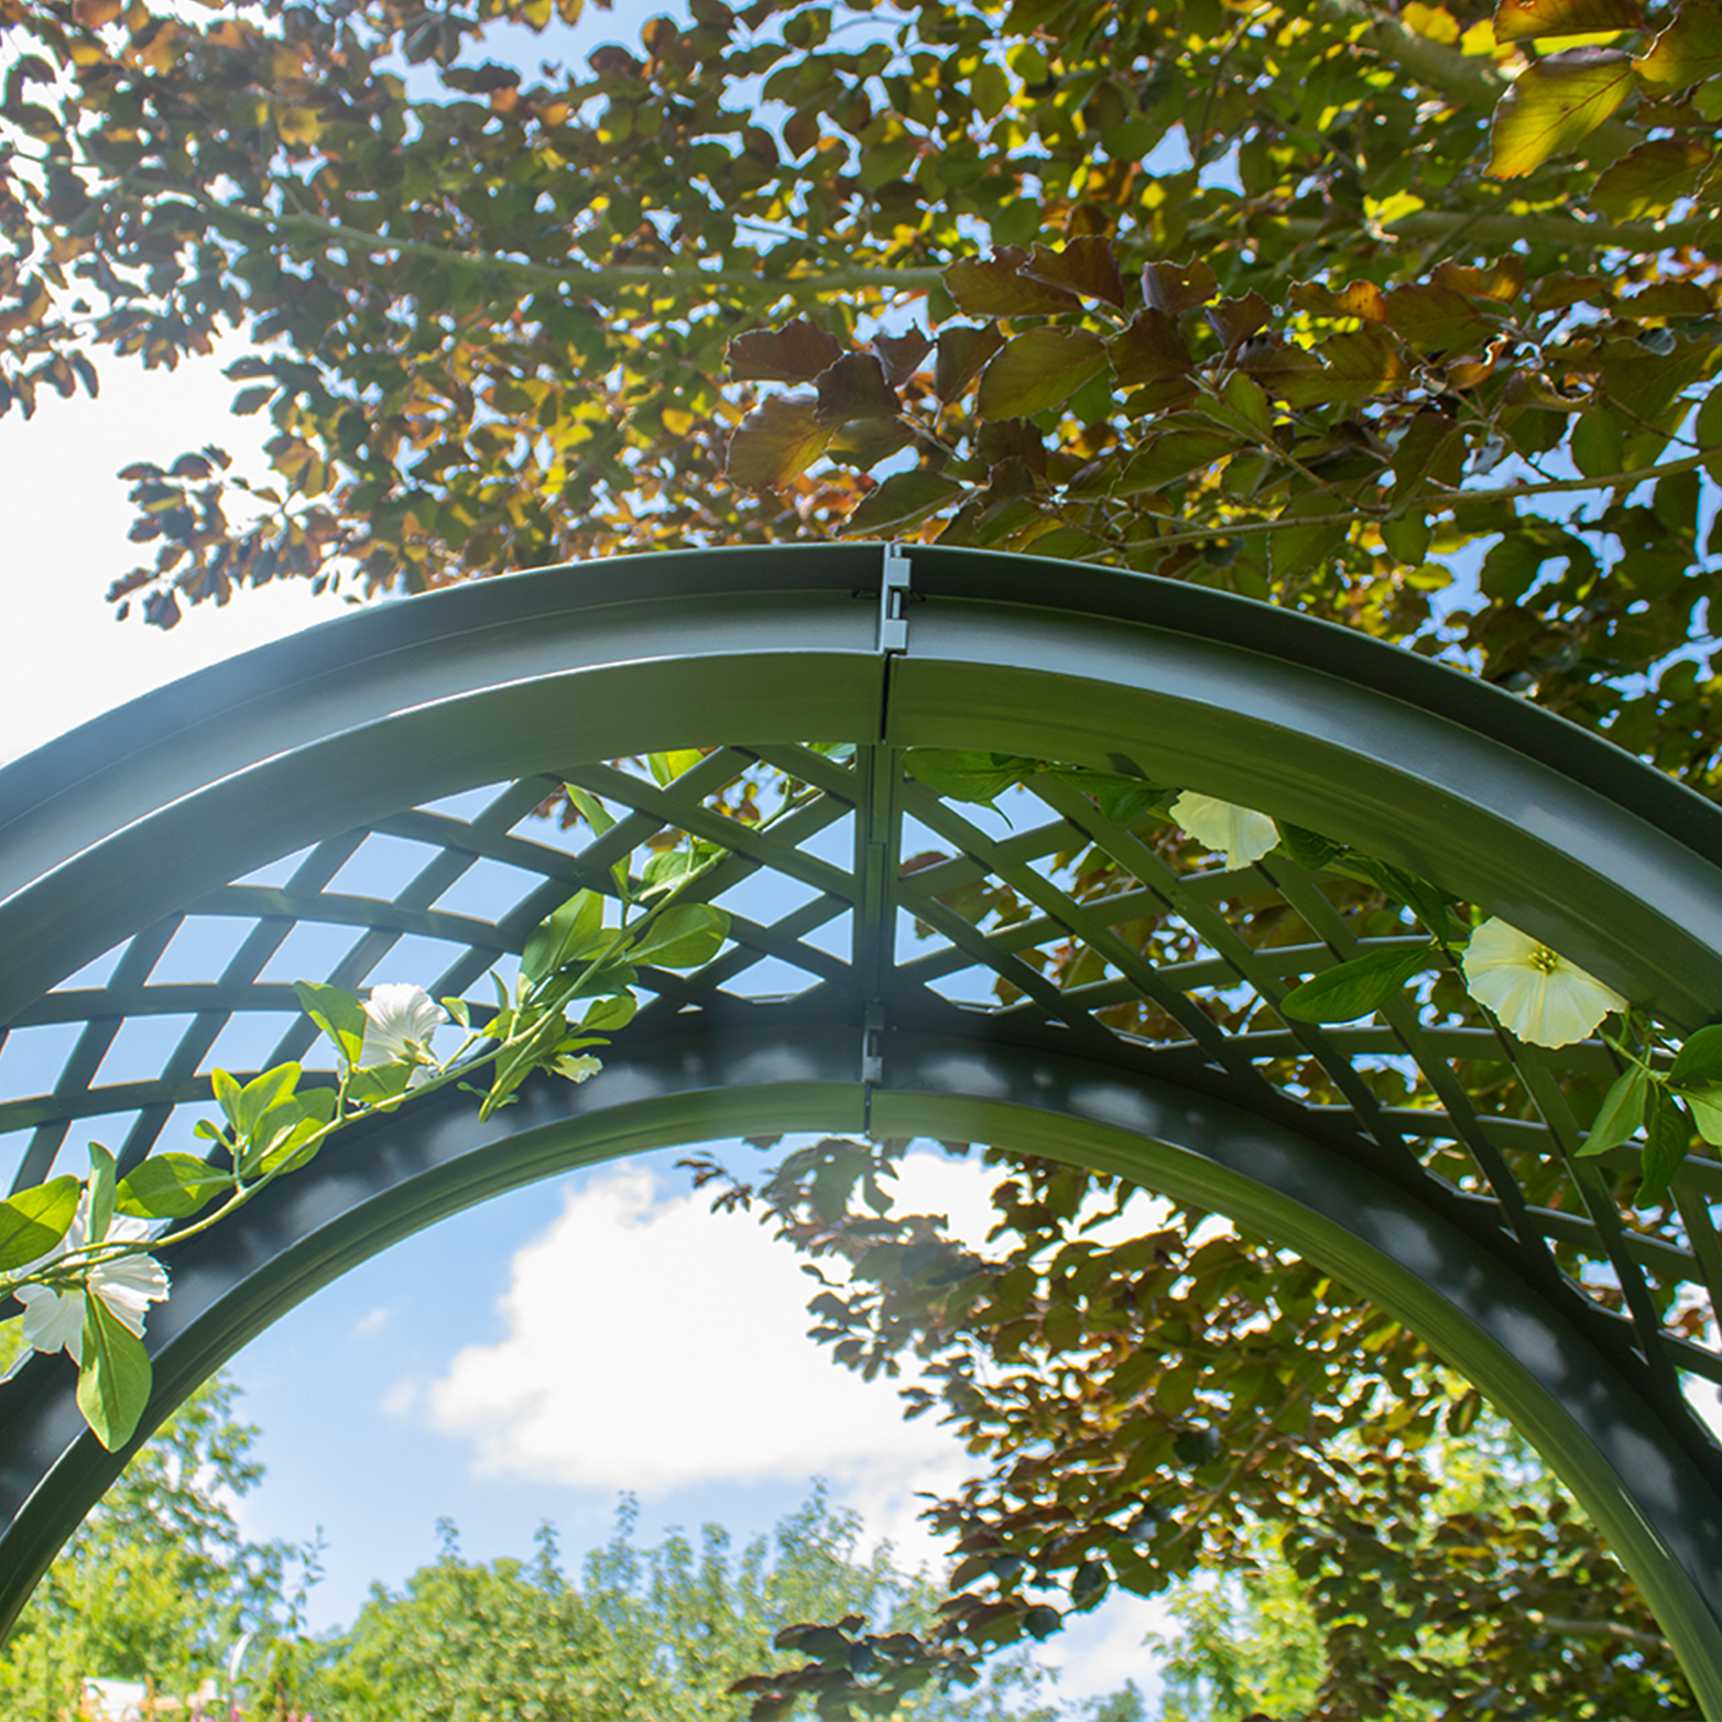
left=1461, top=917, right=1626, bottom=1048
left=1170, top=792, right=1280, bottom=872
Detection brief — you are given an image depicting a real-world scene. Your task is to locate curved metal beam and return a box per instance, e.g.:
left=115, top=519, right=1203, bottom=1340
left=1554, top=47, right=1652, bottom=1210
left=4, top=545, right=1720, bottom=1028
left=0, top=1023, right=1719, bottom=1713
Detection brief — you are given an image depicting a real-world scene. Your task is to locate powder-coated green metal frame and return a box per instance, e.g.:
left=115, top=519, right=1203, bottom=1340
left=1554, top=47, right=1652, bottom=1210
left=2, top=544, right=1721, bottom=1706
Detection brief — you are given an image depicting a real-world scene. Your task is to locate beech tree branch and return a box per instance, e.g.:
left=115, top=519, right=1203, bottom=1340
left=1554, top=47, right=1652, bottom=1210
left=1528, top=1611, right=1667, bottom=1652
left=70, top=152, right=1716, bottom=319
left=1093, top=451, right=1718, bottom=564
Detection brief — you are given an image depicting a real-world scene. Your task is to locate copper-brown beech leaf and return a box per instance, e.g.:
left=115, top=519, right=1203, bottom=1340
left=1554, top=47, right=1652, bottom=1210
left=1616, top=281, right=1715, bottom=318
left=1291, top=280, right=1388, bottom=322
left=933, top=324, right=1004, bottom=403
left=1141, top=258, right=1218, bottom=313
left=814, top=352, right=900, bottom=423
left=725, top=395, right=831, bottom=489
left=944, top=249, right=1081, bottom=316
left=1634, top=0, right=1722, bottom=87
left=975, top=328, right=1109, bottom=420
left=1386, top=284, right=1497, bottom=351
left=1487, top=48, right=1636, bottom=178
left=1493, top=0, right=1642, bottom=40
left=726, top=318, right=842, bottom=383
left=1205, top=292, right=1271, bottom=350
left=1241, top=338, right=1328, bottom=401
left=1279, top=328, right=1405, bottom=406
left=1106, top=310, right=1192, bottom=386
left=843, top=469, right=964, bottom=535
left=1433, top=257, right=1525, bottom=301
left=1269, top=489, right=1350, bottom=582
left=1591, top=137, right=1711, bottom=218
left=1392, top=410, right=1467, bottom=497
left=1531, top=270, right=1607, bottom=310
left=1022, top=236, right=1126, bottom=307
left=874, top=328, right=933, bottom=387
left=1114, top=424, right=1239, bottom=494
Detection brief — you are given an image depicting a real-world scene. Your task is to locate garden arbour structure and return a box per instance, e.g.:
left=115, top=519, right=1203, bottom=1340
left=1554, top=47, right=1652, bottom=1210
left=3, top=542, right=1722, bottom=1703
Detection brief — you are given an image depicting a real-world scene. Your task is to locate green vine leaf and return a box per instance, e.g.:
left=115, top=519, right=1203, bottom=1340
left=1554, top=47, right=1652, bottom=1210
left=1280, top=945, right=1438, bottom=1024
left=1578, top=1062, right=1651, bottom=1155
left=116, top=1155, right=235, bottom=1220
left=76, top=1296, right=153, bottom=1452
left=630, top=904, right=729, bottom=970
left=0, top=1176, right=82, bottom=1272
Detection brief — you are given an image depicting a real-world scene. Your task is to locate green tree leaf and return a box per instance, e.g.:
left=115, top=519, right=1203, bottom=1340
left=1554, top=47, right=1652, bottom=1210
left=1633, top=0, right=1722, bottom=88
left=1488, top=49, right=1636, bottom=178
left=725, top=396, right=831, bottom=490
left=843, top=469, right=964, bottom=536
left=1493, top=0, right=1643, bottom=42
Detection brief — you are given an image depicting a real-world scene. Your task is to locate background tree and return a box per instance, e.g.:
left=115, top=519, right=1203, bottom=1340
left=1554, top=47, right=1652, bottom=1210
left=1, top=0, right=1717, bottom=789
left=295, top=1486, right=1078, bottom=1721
left=0, top=1368, right=314, bottom=1719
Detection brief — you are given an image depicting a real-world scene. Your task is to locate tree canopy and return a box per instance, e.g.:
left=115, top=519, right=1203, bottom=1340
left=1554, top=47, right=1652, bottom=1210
left=3, top=0, right=1719, bottom=784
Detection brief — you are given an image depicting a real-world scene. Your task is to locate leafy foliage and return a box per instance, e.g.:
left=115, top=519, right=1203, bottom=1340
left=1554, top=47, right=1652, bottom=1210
left=0, top=1368, right=313, bottom=1718
left=282, top=1491, right=1073, bottom=1722
left=683, top=1140, right=1696, bottom=1717
left=1, top=0, right=1718, bottom=791
left=8, top=0, right=1722, bottom=1707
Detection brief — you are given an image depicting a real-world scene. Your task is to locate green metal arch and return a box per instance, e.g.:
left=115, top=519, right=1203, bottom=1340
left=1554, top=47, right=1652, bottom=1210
left=2, top=545, right=1721, bottom=1705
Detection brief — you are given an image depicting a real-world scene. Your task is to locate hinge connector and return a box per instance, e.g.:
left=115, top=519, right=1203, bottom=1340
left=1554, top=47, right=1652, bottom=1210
left=861, top=1001, right=887, bottom=1134
left=878, top=543, right=911, bottom=655
left=862, top=1001, right=886, bottom=1088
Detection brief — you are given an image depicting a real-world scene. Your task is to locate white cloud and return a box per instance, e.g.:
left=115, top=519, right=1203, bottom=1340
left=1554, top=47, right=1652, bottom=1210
left=352, top=1304, right=393, bottom=1339
left=1, top=337, right=344, bottom=763
left=380, top=1376, right=423, bottom=1419
left=429, top=1157, right=977, bottom=1505
left=1041, top=1590, right=1177, bottom=1707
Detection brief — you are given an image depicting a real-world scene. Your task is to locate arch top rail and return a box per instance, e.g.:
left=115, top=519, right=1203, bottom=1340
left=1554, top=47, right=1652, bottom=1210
left=3, top=543, right=1721, bottom=1028
left=3, top=543, right=1722, bottom=1711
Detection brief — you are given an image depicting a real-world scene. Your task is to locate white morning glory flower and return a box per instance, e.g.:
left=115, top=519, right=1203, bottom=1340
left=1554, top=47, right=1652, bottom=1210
left=359, top=983, right=448, bottom=1083
left=1461, top=917, right=1627, bottom=1049
left=7, top=1205, right=170, bottom=1372
left=1170, top=791, right=1280, bottom=873
left=551, top=1053, right=603, bottom=1085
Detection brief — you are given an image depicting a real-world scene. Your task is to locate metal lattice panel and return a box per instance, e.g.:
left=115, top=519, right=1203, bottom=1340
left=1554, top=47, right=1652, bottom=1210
left=3, top=545, right=1722, bottom=1708
left=5, top=741, right=1715, bottom=1402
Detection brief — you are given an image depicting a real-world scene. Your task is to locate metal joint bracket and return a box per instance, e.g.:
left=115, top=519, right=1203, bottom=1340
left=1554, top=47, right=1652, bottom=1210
left=878, top=543, right=911, bottom=655
left=861, top=1002, right=886, bottom=1086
